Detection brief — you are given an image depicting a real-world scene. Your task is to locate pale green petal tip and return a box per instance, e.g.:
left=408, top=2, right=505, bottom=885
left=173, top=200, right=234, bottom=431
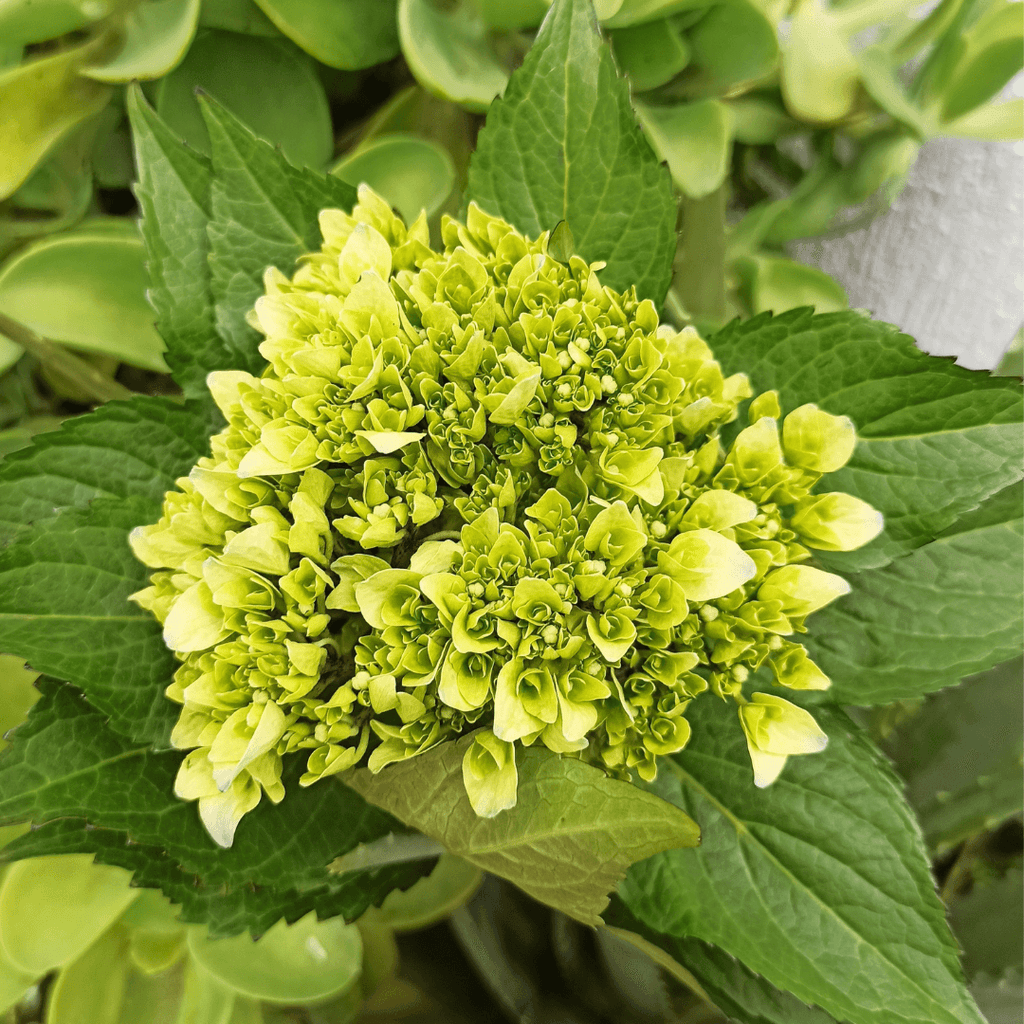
left=462, top=732, right=518, bottom=818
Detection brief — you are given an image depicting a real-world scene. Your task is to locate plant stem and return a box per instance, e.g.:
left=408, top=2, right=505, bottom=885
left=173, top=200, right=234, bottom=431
left=0, top=312, right=133, bottom=405
left=674, top=186, right=728, bottom=327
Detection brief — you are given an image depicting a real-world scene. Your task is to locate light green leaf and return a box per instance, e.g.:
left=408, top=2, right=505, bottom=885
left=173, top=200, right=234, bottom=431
left=686, top=0, right=779, bottom=90
left=0, top=682, right=430, bottom=938
left=127, top=86, right=220, bottom=398
left=726, top=93, right=797, bottom=144
left=882, top=658, right=1022, bottom=854
left=609, top=18, right=690, bottom=92
left=806, top=483, right=1023, bottom=704
left=372, top=855, right=482, bottom=932
left=199, top=0, right=278, bottom=35
left=0, top=943, right=36, bottom=1016
left=0, top=655, right=38, bottom=751
left=85, top=0, right=201, bottom=82
left=0, top=39, right=112, bottom=200
left=944, top=98, right=1024, bottom=140
left=116, top=964, right=186, bottom=1024
left=0, top=855, right=136, bottom=975
left=635, top=98, right=732, bottom=199
left=188, top=913, right=362, bottom=1004
left=199, top=95, right=357, bottom=379
left=708, top=309, right=1024, bottom=570
left=745, top=255, right=848, bottom=315
left=475, top=0, right=550, bottom=29
left=45, top=925, right=129, bottom=1024
left=0, top=219, right=168, bottom=371
left=343, top=732, right=699, bottom=927
left=252, top=0, right=399, bottom=69
left=156, top=29, right=332, bottom=169
left=0, top=0, right=99, bottom=47
left=618, top=699, right=986, bottom=1024
left=939, top=0, right=1023, bottom=122
left=331, top=133, right=455, bottom=222
left=467, top=0, right=677, bottom=303
left=398, top=0, right=510, bottom=113
left=604, top=0, right=706, bottom=28
left=781, top=0, right=859, bottom=123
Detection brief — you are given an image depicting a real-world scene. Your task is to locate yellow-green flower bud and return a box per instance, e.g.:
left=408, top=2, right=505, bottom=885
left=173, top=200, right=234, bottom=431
left=463, top=730, right=518, bottom=817
left=758, top=565, right=851, bottom=617
left=782, top=404, right=856, bottom=473
left=791, top=493, right=884, bottom=551
left=738, top=693, right=828, bottom=787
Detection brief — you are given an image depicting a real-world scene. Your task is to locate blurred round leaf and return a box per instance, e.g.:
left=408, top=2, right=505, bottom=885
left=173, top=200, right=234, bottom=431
left=726, top=93, right=796, bottom=143
left=124, top=889, right=186, bottom=975
left=475, top=0, right=549, bottom=29
left=0, top=40, right=112, bottom=200
left=374, top=855, right=482, bottom=932
left=177, top=961, right=238, bottom=1024
left=605, top=0, right=708, bottom=28
left=354, top=913, right=398, bottom=997
left=781, top=0, right=859, bottom=122
left=636, top=98, right=733, bottom=199
left=186, top=912, right=362, bottom=1005
left=0, top=654, right=39, bottom=750
left=0, top=0, right=106, bottom=47
left=0, top=855, right=137, bottom=975
left=156, top=29, right=332, bottom=168
left=610, top=18, right=690, bottom=92
left=856, top=46, right=934, bottom=137
left=845, top=130, right=919, bottom=204
left=0, top=219, right=168, bottom=371
left=945, top=98, right=1024, bottom=140
left=0, top=336, right=19, bottom=375
left=228, top=996, right=266, bottom=1024
left=748, top=255, right=848, bottom=315
left=399, top=0, right=509, bottom=113
left=687, top=0, right=777, bottom=89
left=331, top=133, right=455, bottom=221
left=45, top=925, right=129, bottom=1024
left=199, top=0, right=279, bottom=35
left=252, top=0, right=399, bottom=69
left=84, top=0, right=201, bottom=82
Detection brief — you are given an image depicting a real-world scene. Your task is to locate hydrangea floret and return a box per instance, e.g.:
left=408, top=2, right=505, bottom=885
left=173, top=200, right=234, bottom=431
left=129, top=186, right=883, bottom=847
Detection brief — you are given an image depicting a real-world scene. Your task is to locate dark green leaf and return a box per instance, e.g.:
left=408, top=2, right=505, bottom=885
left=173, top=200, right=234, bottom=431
left=806, top=483, right=1023, bottom=704
left=127, top=86, right=220, bottom=400
left=467, top=0, right=677, bottom=304
left=0, top=396, right=217, bottom=542
left=605, top=903, right=841, bottom=1024
left=0, top=681, right=427, bottom=937
left=0, top=498, right=176, bottom=744
left=709, top=308, right=1023, bottom=571
left=948, top=867, right=1023, bottom=983
left=882, top=658, right=1023, bottom=852
left=200, top=95, right=357, bottom=380
left=618, top=698, right=985, bottom=1024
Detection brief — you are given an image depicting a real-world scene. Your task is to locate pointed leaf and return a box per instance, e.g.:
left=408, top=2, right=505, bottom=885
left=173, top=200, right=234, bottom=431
left=617, top=698, right=985, bottom=1024
left=467, top=0, right=677, bottom=303
left=343, top=732, right=699, bottom=927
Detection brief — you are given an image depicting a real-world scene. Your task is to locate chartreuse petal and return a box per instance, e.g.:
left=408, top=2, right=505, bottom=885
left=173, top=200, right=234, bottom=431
left=116, top=964, right=186, bottom=1024
left=0, top=0, right=102, bottom=47
left=0, top=654, right=39, bottom=753
left=373, top=855, right=482, bottom=932
left=186, top=912, right=362, bottom=1005
left=463, top=730, right=519, bottom=816
left=177, top=961, right=237, bottom=1024
left=781, top=0, right=859, bottom=122
left=0, top=39, right=112, bottom=200
left=398, top=0, right=509, bottom=112
left=0, top=855, right=138, bottom=975
left=782, top=403, right=856, bottom=473
left=155, top=29, right=332, bottom=169
left=251, top=0, right=399, bottom=70
left=0, top=219, right=168, bottom=371
left=122, top=888, right=186, bottom=975
left=84, top=0, right=201, bottom=82
left=45, top=925, right=129, bottom=1024
left=0, top=941, right=36, bottom=1016
left=331, top=134, right=455, bottom=222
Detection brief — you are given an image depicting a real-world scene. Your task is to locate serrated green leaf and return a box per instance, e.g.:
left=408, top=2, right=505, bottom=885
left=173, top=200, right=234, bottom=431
left=0, top=499, right=178, bottom=743
left=200, top=95, right=358, bottom=379
left=0, top=395, right=218, bottom=541
left=343, top=732, right=699, bottom=927
left=604, top=905, right=841, bottom=1024
left=0, top=682, right=429, bottom=937
left=806, top=483, right=1023, bottom=704
left=617, top=698, right=985, bottom=1024
left=127, top=86, right=220, bottom=399
left=467, top=0, right=677, bottom=304
left=882, top=658, right=1023, bottom=853
left=708, top=309, right=1024, bottom=570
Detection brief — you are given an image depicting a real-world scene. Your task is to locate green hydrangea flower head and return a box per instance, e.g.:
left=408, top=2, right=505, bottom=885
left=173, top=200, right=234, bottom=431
left=130, top=186, right=883, bottom=847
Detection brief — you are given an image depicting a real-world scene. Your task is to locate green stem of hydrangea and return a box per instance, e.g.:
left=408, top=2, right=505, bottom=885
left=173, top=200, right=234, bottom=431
left=674, top=186, right=727, bottom=330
